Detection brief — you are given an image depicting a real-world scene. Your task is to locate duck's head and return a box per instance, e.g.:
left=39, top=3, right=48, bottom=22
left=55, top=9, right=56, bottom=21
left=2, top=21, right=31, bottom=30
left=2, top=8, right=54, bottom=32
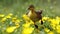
left=28, top=5, right=35, bottom=11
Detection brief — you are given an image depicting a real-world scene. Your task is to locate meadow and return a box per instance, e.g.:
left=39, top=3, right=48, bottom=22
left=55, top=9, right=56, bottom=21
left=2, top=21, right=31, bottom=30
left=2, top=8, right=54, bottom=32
left=0, top=0, right=60, bottom=34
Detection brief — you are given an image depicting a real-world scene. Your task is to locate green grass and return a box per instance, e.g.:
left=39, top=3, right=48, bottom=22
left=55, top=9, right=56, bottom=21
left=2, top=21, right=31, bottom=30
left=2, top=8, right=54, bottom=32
left=0, top=0, right=60, bottom=17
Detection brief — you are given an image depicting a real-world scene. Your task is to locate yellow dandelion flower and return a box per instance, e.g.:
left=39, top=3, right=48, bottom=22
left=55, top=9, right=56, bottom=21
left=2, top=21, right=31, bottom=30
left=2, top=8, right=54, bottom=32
left=56, top=16, right=60, bottom=19
left=50, top=24, right=56, bottom=30
left=50, top=19, right=59, bottom=30
left=0, top=14, right=4, bottom=17
left=48, top=31, right=54, bottom=34
left=56, top=29, right=60, bottom=33
left=56, top=25, right=60, bottom=29
left=42, top=17, right=49, bottom=21
left=15, top=23, right=20, bottom=28
left=12, top=17, right=17, bottom=22
left=6, top=26, right=17, bottom=33
left=8, top=13, right=13, bottom=16
left=23, top=22, right=31, bottom=28
left=5, top=15, right=11, bottom=19
left=23, top=20, right=34, bottom=28
left=44, top=28, right=50, bottom=32
left=50, top=19, right=59, bottom=25
left=15, top=19, right=20, bottom=23
left=12, top=17, right=17, bottom=20
left=22, top=14, right=30, bottom=21
left=5, top=13, right=13, bottom=19
left=56, top=25, right=60, bottom=33
left=12, top=18, right=20, bottom=27
left=56, top=16, right=60, bottom=24
left=22, top=27, right=34, bottom=34
left=48, top=18, right=52, bottom=22
left=1, top=17, right=7, bottom=22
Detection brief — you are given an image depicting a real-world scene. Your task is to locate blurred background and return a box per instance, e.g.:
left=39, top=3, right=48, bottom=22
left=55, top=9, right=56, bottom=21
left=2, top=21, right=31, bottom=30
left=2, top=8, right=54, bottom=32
left=0, top=0, right=60, bottom=18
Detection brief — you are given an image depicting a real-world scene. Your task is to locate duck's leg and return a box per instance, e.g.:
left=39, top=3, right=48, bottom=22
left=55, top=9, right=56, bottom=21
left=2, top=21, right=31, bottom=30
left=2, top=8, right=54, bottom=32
left=40, top=20, right=45, bottom=29
left=34, top=22, right=40, bottom=32
left=34, top=24, right=38, bottom=29
left=34, top=21, right=38, bottom=29
left=41, top=20, right=43, bottom=25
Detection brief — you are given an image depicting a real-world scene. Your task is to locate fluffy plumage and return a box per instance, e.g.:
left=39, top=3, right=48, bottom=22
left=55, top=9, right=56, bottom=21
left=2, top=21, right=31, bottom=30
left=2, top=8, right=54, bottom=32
left=26, top=5, right=43, bottom=29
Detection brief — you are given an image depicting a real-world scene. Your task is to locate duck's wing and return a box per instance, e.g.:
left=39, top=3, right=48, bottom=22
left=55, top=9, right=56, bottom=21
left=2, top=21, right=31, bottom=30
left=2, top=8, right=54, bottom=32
left=35, top=10, right=43, bottom=19
left=35, top=10, right=42, bottom=14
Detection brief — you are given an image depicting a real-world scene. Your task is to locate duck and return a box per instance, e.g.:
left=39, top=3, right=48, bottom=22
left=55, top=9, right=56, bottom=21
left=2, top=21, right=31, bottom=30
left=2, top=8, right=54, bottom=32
left=26, top=5, right=43, bottom=29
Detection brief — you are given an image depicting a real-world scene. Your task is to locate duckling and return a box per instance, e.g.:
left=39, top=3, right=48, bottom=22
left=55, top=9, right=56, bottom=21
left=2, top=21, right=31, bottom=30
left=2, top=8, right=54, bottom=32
left=26, top=5, right=43, bottom=29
